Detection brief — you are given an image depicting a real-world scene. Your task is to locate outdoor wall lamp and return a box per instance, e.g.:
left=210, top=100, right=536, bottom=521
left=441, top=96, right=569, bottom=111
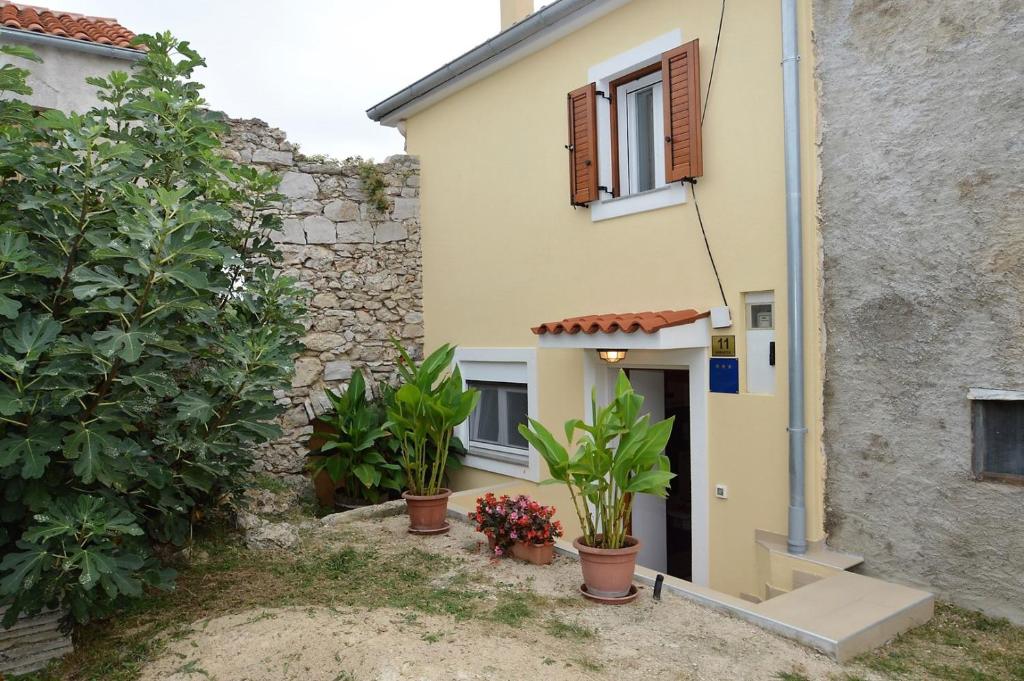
left=597, top=349, right=628, bottom=364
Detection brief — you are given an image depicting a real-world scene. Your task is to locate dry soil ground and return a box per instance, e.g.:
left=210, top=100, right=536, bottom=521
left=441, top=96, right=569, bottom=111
left=135, top=513, right=859, bottom=681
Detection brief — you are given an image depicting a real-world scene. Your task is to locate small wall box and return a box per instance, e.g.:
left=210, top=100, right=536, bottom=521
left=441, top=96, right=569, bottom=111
left=715, top=484, right=728, bottom=499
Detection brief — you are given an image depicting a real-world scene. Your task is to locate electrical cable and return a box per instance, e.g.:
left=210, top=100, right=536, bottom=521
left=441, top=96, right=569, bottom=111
left=689, top=181, right=728, bottom=307
left=689, top=0, right=728, bottom=308
left=702, top=0, right=726, bottom=124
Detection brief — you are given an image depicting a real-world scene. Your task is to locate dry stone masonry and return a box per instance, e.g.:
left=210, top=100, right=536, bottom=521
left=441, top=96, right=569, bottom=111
left=222, top=118, right=423, bottom=482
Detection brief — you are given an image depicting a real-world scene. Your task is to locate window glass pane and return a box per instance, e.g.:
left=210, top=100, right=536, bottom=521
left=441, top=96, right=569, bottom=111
left=505, top=389, right=529, bottom=449
left=635, top=86, right=656, bottom=193
left=977, top=401, right=1024, bottom=477
left=471, top=386, right=500, bottom=444
left=749, top=304, right=774, bottom=330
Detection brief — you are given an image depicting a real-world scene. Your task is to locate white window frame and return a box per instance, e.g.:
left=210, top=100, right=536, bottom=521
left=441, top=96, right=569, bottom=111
left=467, top=381, right=529, bottom=455
left=589, top=30, right=688, bottom=223
left=454, top=348, right=540, bottom=482
left=617, top=71, right=667, bottom=196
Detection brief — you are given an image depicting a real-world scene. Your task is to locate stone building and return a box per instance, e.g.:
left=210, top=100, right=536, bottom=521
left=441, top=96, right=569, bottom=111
left=816, top=0, right=1024, bottom=623
left=221, top=119, right=423, bottom=481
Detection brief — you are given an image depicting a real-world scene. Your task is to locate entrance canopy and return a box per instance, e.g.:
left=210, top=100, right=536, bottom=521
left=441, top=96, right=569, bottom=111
left=532, top=309, right=710, bottom=350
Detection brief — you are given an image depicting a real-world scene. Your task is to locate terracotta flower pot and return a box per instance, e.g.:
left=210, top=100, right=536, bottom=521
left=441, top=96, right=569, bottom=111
left=486, top=533, right=498, bottom=552
left=306, top=455, right=338, bottom=509
left=403, top=488, right=452, bottom=535
left=512, top=540, right=555, bottom=565
left=574, top=535, right=641, bottom=599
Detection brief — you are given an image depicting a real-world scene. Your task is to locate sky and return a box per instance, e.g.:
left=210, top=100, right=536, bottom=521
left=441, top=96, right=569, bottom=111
left=58, top=1, right=542, bottom=161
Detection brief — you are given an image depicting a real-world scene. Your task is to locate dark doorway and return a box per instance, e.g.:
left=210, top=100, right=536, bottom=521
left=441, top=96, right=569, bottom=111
left=663, top=369, right=692, bottom=581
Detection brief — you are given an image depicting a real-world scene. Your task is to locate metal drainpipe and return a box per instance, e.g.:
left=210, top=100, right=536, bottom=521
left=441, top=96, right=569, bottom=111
left=782, top=0, right=807, bottom=555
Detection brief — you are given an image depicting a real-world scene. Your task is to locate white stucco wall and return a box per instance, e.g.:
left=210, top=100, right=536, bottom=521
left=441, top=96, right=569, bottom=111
left=0, top=33, right=140, bottom=112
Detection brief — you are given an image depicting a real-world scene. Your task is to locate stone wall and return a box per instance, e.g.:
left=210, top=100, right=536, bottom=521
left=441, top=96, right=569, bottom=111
left=221, top=118, right=423, bottom=480
left=815, top=0, right=1024, bottom=623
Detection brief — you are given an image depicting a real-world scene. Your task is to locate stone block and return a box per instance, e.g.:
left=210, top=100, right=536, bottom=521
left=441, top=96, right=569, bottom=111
left=304, top=215, right=337, bottom=244
left=292, top=357, right=323, bottom=388
left=279, top=172, right=318, bottom=199
left=271, top=218, right=306, bottom=245
left=375, top=222, right=408, bottom=243
left=324, top=199, right=360, bottom=222
left=312, top=292, right=339, bottom=309
left=391, top=197, right=419, bottom=221
left=303, top=332, right=345, bottom=353
left=252, top=148, right=294, bottom=166
left=324, top=360, right=353, bottom=381
left=337, top=221, right=374, bottom=244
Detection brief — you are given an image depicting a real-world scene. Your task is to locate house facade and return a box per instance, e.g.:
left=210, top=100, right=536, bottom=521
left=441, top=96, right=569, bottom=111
left=369, top=0, right=830, bottom=602
left=815, top=0, right=1024, bottom=624
left=0, top=2, right=143, bottom=111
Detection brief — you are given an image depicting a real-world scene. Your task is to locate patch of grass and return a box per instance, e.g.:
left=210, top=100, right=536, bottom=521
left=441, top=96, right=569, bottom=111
left=545, top=617, right=596, bottom=640
left=250, top=473, right=290, bottom=494
left=775, top=672, right=811, bottom=681
left=489, top=590, right=535, bottom=627
left=852, top=602, right=1024, bottom=680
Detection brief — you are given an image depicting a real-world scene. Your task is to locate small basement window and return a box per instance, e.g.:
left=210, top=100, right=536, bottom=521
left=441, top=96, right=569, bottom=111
left=467, top=381, right=529, bottom=463
left=971, top=390, right=1024, bottom=484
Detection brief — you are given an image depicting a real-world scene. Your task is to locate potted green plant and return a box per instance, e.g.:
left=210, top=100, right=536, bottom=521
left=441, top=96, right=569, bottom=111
left=307, top=370, right=403, bottom=508
left=388, top=341, right=478, bottom=534
left=519, top=370, right=675, bottom=603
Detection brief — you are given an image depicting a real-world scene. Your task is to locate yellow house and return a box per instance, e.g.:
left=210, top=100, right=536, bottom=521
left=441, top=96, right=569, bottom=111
left=367, top=2, right=931, bottom=639
left=368, top=0, right=821, bottom=601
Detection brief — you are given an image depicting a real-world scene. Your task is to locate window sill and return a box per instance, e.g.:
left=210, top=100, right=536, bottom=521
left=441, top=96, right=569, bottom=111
left=463, top=444, right=534, bottom=481
left=591, top=183, right=687, bottom=222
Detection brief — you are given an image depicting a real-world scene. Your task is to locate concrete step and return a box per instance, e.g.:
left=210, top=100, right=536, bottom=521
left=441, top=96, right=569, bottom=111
left=753, top=571, right=934, bottom=662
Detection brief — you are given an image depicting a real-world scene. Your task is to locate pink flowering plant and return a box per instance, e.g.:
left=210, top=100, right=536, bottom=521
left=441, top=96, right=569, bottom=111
left=470, top=492, right=512, bottom=555
left=506, top=494, right=563, bottom=547
left=470, top=493, right=562, bottom=556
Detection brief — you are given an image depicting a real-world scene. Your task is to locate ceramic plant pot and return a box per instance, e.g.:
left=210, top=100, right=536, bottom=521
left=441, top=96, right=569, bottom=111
left=306, top=455, right=338, bottom=509
left=574, top=535, right=642, bottom=601
left=512, top=540, right=555, bottom=565
left=403, top=488, right=452, bottom=535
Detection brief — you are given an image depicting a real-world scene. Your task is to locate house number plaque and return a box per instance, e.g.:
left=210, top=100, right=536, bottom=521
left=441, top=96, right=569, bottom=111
left=711, top=335, right=736, bottom=358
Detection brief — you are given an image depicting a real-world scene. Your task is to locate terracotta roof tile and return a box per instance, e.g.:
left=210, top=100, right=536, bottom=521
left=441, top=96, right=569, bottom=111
left=0, top=1, right=139, bottom=50
left=532, top=309, right=710, bottom=335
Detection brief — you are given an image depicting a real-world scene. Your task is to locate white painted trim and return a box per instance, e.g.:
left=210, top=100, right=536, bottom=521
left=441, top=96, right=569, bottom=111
left=454, top=348, right=540, bottom=482
left=587, top=29, right=686, bottom=220
left=537, top=317, right=711, bottom=351
left=590, top=183, right=688, bottom=221
left=376, top=0, right=633, bottom=127
left=587, top=29, right=683, bottom=84
left=583, top=348, right=711, bottom=587
left=968, top=388, right=1024, bottom=401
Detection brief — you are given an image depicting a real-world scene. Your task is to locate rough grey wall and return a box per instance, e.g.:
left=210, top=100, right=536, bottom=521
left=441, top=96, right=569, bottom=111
left=0, top=38, right=136, bottom=112
left=815, top=0, right=1024, bottom=622
left=222, top=119, right=423, bottom=482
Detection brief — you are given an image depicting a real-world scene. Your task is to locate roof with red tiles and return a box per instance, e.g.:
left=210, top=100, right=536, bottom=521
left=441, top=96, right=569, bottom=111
left=0, top=1, right=139, bottom=50
left=532, top=309, right=710, bottom=335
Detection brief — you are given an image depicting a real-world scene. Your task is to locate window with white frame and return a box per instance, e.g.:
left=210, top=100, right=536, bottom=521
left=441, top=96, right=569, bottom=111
left=468, top=381, right=529, bottom=460
left=582, top=30, right=696, bottom=222
left=454, top=348, right=539, bottom=481
left=614, top=68, right=666, bottom=196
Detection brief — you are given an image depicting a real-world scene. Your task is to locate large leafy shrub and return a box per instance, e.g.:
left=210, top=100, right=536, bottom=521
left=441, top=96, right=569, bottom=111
left=0, top=35, right=307, bottom=625
left=388, top=342, right=477, bottom=496
left=519, top=371, right=675, bottom=550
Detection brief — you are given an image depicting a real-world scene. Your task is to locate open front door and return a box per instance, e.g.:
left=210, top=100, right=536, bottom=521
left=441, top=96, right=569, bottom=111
left=629, top=369, right=668, bottom=573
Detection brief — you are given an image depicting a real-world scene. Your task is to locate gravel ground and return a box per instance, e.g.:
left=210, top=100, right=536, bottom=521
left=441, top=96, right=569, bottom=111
left=138, top=513, right=873, bottom=681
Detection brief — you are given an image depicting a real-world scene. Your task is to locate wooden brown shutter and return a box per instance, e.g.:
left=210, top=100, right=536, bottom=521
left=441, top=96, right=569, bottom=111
left=567, top=83, right=599, bottom=206
left=662, top=39, right=703, bottom=182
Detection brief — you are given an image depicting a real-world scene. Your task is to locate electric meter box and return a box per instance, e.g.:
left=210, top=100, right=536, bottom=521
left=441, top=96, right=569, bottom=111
left=745, top=291, right=776, bottom=394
